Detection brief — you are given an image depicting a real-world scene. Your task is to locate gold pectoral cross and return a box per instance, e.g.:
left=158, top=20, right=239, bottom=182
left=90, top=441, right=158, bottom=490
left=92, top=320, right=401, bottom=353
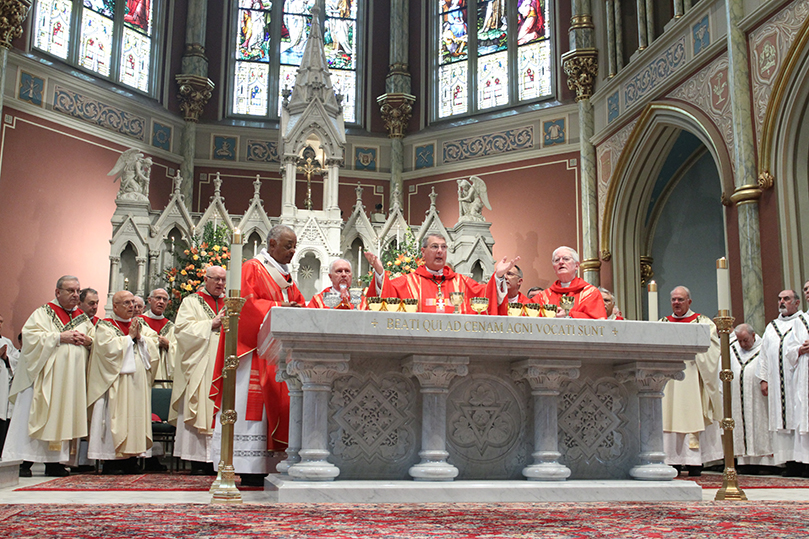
left=436, top=284, right=445, bottom=311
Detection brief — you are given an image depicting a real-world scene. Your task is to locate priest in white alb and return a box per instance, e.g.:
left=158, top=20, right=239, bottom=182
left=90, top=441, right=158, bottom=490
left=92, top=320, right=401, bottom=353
left=780, top=294, right=809, bottom=468
left=2, top=276, right=94, bottom=477
left=729, top=323, right=773, bottom=468
left=756, top=289, right=809, bottom=471
left=140, top=288, right=176, bottom=386
left=660, top=285, right=723, bottom=475
left=173, top=266, right=226, bottom=475
left=87, top=290, right=159, bottom=474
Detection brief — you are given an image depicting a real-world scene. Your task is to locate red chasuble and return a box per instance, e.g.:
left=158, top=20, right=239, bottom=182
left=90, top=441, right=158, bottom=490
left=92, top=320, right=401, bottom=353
left=210, top=258, right=304, bottom=451
left=47, top=303, right=86, bottom=326
left=366, top=265, right=499, bottom=314
left=494, top=292, right=532, bottom=316
left=663, top=312, right=701, bottom=323
left=535, top=278, right=607, bottom=319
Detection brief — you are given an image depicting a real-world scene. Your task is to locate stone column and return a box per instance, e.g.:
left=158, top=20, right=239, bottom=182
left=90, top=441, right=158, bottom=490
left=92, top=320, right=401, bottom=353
left=562, top=5, right=600, bottom=286
left=0, top=0, right=32, bottom=178
left=725, top=0, right=765, bottom=333
left=615, top=362, right=684, bottom=480
left=135, top=256, right=147, bottom=297
left=614, top=0, right=624, bottom=70
left=275, top=360, right=303, bottom=475
left=377, top=0, right=414, bottom=211
left=148, top=250, right=159, bottom=290
left=673, top=0, right=684, bottom=18
left=287, top=352, right=349, bottom=481
left=636, top=0, right=647, bottom=50
left=644, top=0, right=654, bottom=44
left=282, top=157, right=298, bottom=213
left=402, top=355, right=469, bottom=481
left=175, top=0, right=215, bottom=208
left=606, top=0, right=617, bottom=77
left=108, top=256, right=121, bottom=293
left=325, top=160, right=341, bottom=212
left=512, top=359, right=580, bottom=481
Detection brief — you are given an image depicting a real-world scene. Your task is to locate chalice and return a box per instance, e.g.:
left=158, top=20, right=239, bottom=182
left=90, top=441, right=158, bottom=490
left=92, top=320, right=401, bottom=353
left=323, top=291, right=341, bottom=309
left=470, top=297, right=489, bottom=314
left=542, top=304, right=558, bottom=318
left=450, top=292, right=464, bottom=313
left=402, top=298, right=419, bottom=313
left=508, top=302, right=525, bottom=317
left=366, top=297, right=383, bottom=311
left=384, top=298, right=403, bottom=312
left=349, top=288, right=364, bottom=310
left=524, top=304, right=541, bottom=317
left=560, top=295, right=575, bottom=313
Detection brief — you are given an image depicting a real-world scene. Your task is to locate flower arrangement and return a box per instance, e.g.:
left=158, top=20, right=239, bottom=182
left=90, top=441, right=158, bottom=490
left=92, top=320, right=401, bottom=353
left=359, top=231, right=423, bottom=286
left=163, top=222, right=231, bottom=320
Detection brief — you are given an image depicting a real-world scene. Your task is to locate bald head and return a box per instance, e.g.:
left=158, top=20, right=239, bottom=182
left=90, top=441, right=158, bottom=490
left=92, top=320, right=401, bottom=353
left=112, top=291, right=135, bottom=319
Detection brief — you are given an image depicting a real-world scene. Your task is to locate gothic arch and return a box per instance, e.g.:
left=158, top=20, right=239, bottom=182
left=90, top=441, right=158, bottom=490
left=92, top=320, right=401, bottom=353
left=602, top=101, right=733, bottom=318
left=758, top=17, right=809, bottom=292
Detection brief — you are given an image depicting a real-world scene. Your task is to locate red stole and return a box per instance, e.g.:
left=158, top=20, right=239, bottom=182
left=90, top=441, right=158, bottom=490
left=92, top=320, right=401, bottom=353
left=47, top=302, right=85, bottom=326
left=140, top=314, right=169, bottom=333
left=665, top=312, right=701, bottom=323
left=91, top=316, right=99, bottom=326
left=196, top=290, right=223, bottom=314
left=104, top=317, right=132, bottom=334
left=537, top=278, right=607, bottom=319
left=210, top=258, right=304, bottom=450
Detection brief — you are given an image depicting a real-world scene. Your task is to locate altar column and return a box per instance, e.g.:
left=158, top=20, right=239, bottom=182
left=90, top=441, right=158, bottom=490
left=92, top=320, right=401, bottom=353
left=512, top=359, right=580, bottom=481
left=562, top=2, right=600, bottom=286
left=275, top=362, right=303, bottom=475
left=615, top=362, right=684, bottom=480
left=287, top=352, right=349, bottom=481
left=726, top=0, right=765, bottom=334
left=403, top=355, right=469, bottom=481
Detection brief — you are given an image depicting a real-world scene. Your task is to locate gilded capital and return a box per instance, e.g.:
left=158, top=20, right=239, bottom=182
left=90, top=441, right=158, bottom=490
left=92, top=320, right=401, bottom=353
left=580, top=258, right=601, bottom=272
left=175, top=74, right=215, bottom=123
left=729, top=184, right=762, bottom=206
left=377, top=93, right=416, bottom=139
left=757, top=170, right=774, bottom=191
left=561, top=49, right=598, bottom=101
left=0, top=0, right=31, bottom=49
left=640, top=255, right=654, bottom=287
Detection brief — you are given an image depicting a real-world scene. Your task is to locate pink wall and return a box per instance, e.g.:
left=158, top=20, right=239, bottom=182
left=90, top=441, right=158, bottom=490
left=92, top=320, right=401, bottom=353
left=405, top=152, right=581, bottom=290
left=0, top=110, right=176, bottom=341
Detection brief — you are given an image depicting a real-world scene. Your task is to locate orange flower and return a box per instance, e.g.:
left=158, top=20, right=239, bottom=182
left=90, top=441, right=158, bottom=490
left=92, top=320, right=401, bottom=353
left=191, top=247, right=198, bottom=255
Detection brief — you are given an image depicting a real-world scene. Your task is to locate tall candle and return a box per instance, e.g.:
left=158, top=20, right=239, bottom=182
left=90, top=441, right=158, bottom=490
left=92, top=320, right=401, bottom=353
left=716, top=257, right=730, bottom=312
left=357, top=245, right=362, bottom=282
left=230, top=229, right=243, bottom=291
left=648, top=280, right=658, bottom=322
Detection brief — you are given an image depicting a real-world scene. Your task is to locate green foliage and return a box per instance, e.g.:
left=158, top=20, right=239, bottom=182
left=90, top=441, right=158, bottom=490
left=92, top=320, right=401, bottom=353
left=359, top=231, right=423, bottom=287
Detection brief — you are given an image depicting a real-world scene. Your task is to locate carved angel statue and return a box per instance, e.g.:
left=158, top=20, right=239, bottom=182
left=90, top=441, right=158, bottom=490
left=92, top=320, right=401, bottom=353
left=108, top=148, right=153, bottom=202
left=457, top=176, right=492, bottom=222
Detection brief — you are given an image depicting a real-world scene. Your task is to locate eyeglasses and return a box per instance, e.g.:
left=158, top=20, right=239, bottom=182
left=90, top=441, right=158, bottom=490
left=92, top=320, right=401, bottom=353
left=426, top=244, right=448, bottom=251
left=59, top=288, right=81, bottom=295
left=552, top=256, right=574, bottom=264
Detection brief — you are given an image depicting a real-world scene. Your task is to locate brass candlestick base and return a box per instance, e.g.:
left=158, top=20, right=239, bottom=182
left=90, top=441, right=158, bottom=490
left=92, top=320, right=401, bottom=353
left=211, top=291, right=246, bottom=504
left=713, top=312, right=747, bottom=501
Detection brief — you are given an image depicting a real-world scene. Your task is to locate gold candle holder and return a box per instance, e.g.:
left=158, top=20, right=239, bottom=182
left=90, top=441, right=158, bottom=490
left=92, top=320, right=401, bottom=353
left=713, top=312, right=747, bottom=501
left=211, top=290, right=246, bottom=504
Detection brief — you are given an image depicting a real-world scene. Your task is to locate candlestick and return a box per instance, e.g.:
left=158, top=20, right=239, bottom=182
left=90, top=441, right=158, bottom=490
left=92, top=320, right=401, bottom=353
left=716, top=258, right=730, bottom=313
left=170, top=236, right=174, bottom=254
left=647, top=280, right=658, bottom=321
left=230, top=229, right=243, bottom=291
left=357, top=245, right=362, bottom=283
left=253, top=240, right=257, bottom=255
left=396, top=224, right=400, bottom=246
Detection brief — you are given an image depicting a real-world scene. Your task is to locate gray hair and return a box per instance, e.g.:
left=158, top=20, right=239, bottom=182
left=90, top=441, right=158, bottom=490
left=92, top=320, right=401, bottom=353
left=269, top=224, right=295, bottom=242
left=598, top=287, right=613, bottom=298
left=734, top=323, right=755, bottom=337
left=329, top=258, right=352, bottom=274
left=133, top=295, right=145, bottom=305
left=671, top=285, right=692, bottom=300
left=148, top=288, right=168, bottom=299
left=421, top=233, right=446, bottom=249
left=552, top=246, right=579, bottom=263
left=56, top=275, right=79, bottom=289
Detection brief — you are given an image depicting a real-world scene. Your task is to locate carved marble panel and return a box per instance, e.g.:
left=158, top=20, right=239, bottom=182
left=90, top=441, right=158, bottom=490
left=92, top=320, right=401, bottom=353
left=415, top=143, right=434, bottom=169
left=354, top=147, right=377, bottom=171
left=442, top=126, right=534, bottom=163
left=246, top=140, right=280, bottom=163
left=213, top=135, right=238, bottom=161
left=53, top=85, right=146, bottom=141
left=692, top=15, right=710, bottom=56
left=596, top=118, right=638, bottom=241
left=19, top=72, right=44, bottom=107
left=152, top=122, right=171, bottom=151
left=447, top=372, right=532, bottom=480
left=558, top=373, right=635, bottom=479
left=624, top=38, right=686, bottom=107
left=327, top=358, right=419, bottom=479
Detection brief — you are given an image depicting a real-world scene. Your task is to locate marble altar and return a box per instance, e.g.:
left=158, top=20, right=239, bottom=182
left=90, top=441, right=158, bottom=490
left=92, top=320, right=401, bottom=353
left=259, top=309, right=710, bottom=502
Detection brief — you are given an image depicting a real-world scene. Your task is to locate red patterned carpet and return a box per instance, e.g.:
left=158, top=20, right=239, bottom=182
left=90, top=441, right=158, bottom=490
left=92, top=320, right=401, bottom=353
left=15, top=472, right=262, bottom=491
left=0, top=502, right=808, bottom=538
left=676, top=472, right=809, bottom=489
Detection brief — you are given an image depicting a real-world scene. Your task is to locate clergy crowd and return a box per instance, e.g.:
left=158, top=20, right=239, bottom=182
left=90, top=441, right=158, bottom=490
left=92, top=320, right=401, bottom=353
left=1, top=224, right=808, bottom=483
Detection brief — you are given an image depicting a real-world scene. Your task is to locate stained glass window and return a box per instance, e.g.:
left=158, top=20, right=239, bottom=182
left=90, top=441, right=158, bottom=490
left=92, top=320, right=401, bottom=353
left=32, top=0, right=158, bottom=94
left=232, top=0, right=361, bottom=124
left=436, top=0, right=553, bottom=120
